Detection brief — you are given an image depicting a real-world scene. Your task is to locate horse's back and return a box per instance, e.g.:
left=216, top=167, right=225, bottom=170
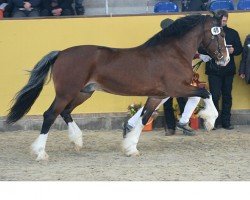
left=51, top=45, right=120, bottom=94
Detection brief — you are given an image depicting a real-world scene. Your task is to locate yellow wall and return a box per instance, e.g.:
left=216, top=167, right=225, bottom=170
left=0, top=13, right=250, bottom=116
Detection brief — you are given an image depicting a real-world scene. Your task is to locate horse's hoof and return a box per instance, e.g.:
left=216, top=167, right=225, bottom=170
left=125, top=150, right=141, bottom=157
left=74, top=144, right=82, bottom=152
left=131, top=151, right=141, bottom=157
left=36, top=151, right=49, bottom=161
left=204, top=120, right=214, bottom=131
left=183, top=130, right=196, bottom=136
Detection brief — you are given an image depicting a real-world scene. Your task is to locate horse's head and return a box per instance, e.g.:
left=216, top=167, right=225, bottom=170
left=201, top=14, right=230, bottom=66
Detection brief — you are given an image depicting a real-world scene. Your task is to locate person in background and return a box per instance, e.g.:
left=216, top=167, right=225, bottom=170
left=160, top=18, right=187, bottom=136
left=8, top=0, right=41, bottom=18
left=0, top=0, right=11, bottom=18
left=74, top=0, right=84, bottom=15
left=164, top=97, right=186, bottom=135
left=181, top=0, right=190, bottom=12
left=0, top=0, right=7, bottom=18
left=239, top=34, right=250, bottom=84
left=205, top=10, right=243, bottom=130
left=185, top=0, right=209, bottom=11
left=40, top=0, right=74, bottom=16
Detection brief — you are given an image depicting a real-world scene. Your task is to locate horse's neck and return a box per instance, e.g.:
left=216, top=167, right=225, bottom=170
left=176, top=25, right=204, bottom=61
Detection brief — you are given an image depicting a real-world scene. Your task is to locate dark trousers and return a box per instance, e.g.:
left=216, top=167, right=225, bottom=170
left=40, top=9, right=73, bottom=16
left=74, top=0, right=84, bottom=15
left=163, top=97, right=186, bottom=130
left=12, top=9, right=40, bottom=18
left=208, top=74, right=234, bottom=127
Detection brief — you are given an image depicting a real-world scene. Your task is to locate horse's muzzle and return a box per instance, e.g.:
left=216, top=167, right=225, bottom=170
left=216, top=56, right=230, bottom=67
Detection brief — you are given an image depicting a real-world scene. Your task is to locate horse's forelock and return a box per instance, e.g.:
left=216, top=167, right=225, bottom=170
left=211, top=14, right=223, bottom=27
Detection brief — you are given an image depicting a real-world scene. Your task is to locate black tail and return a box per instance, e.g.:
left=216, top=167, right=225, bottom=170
left=6, top=51, right=60, bottom=124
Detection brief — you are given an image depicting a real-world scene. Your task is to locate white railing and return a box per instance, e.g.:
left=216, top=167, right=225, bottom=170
left=103, top=0, right=152, bottom=15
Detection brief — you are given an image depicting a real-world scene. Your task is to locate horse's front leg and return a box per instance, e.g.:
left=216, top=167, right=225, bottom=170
left=123, top=97, right=170, bottom=137
left=177, top=84, right=218, bottom=131
left=122, top=97, right=167, bottom=156
left=197, top=94, right=218, bottom=131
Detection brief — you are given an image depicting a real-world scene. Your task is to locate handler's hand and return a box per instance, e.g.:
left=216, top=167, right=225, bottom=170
left=240, top=74, right=245, bottom=79
left=199, top=54, right=211, bottom=62
left=228, top=47, right=234, bottom=54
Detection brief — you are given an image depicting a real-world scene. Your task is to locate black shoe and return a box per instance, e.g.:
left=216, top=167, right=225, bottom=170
left=222, top=125, right=234, bottom=130
left=176, top=122, right=195, bottom=136
left=122, top=122, right=133, bottom=138
left=165, top=128, right=175, bottom=136
left=212, top=124, right=220, bottom=130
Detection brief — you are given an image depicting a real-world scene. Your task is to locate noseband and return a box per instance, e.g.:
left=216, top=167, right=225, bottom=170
left=204, top=30, right=224, bottom=60
left=202, top=18, right=224, bottom=60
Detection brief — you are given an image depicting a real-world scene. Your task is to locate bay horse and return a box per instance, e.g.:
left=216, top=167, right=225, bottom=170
left=6, top=14, right=230, bottom=161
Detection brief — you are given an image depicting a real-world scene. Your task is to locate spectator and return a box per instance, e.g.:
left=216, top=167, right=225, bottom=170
left=239, top=34, right=250, bottom=84
left=0, top=0, right=7, bottom=17
left=164, top=97, right=186, bottom=135
left=74, top=0, right=84, bottom=15
left=160, top=18, right=187, bottom=135
left=9, top=0, right=41, bottom=18
left=0, top=0, right=8, bottom=18
left=40, top=0, right=74, bottom=16
left=175, top=53, right=212, bottom=136
left=2, top=0, right=13, bottom=17
left=181, top=0, right=190, bottom=11
left=161, top=18, right=211, bottom=136
left=185, top=0, right=209, bottom=11
left=205, top=10, right=243, bottom=130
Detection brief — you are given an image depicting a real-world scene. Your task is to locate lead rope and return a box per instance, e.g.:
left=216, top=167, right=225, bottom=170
left=192, top=60, right=203, bottom=72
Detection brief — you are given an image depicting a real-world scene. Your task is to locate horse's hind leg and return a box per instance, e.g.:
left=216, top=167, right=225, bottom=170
left=122, top=97, right=165, bottom=156
left=60, top=92, right=94, bottom=151
left=31, top=97, right=69, bottom=161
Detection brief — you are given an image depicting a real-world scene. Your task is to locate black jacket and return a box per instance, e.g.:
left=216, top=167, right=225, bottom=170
left=8, top=0, right=41, bottom=11
left=41, top=0, right=73, bottom=11
left=239, top=34, right=250, bottom=84
left=0, top=0, right=12, bottom=17
left=205, top=26, right=243, bottom=76
left=186, top=0, right=208, bottom=11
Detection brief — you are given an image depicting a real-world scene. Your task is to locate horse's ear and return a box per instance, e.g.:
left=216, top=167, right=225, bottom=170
left=209, top=10, right=216, bottom=17
left=217, top=14, right=223, bottom=26
left=208, top=6, right=223, bottom=26
left=213, top=13, right=223, bottom=26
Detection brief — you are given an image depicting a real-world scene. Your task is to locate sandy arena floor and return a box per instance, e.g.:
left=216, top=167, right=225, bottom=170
left=0, top=126, right=249, bottom=181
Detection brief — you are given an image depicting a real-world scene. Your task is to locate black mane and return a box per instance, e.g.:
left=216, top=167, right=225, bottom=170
left=142, top=14, right=207, bottom=47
